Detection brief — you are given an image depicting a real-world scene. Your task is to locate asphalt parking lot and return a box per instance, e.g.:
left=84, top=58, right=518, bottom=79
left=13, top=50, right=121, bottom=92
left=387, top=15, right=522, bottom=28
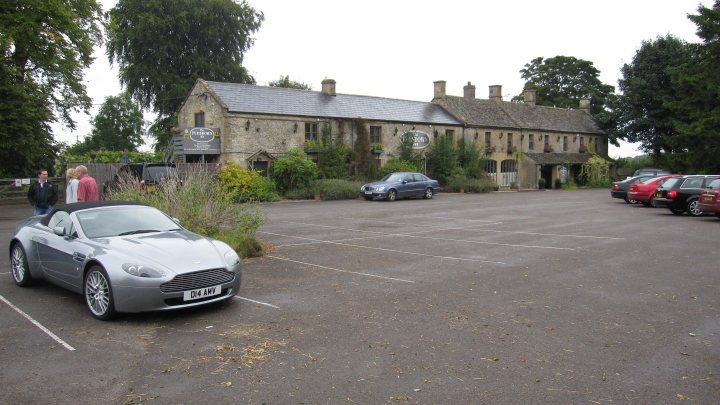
left=1, top=189, right=718, bottom=404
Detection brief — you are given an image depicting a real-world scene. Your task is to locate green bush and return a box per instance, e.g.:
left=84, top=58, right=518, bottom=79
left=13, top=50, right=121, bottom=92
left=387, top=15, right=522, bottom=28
left=377, top=157, right=418, bottom=178
left=285, top=186, right=314, bottom=200
left=445, top=175, right=498, bottom=193
left=106, top=165, right=265, bottom=258
left=216, top=162, right=280, bottom=202
left=312, top=179, right=362, bottom=200
left=272, top=148, right=319, bottom=193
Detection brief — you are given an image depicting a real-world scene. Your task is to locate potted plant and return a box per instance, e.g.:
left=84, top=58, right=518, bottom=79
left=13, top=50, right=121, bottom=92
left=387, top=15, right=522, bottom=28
left=304, top=140, right=323, bottom=153
left=579, top=144, right=588, bottom=153
left=543, top=144, right=554, bottom=153
left=371, top=143, right=384, bottom=154
left=538, top=177, right=546, bottom=189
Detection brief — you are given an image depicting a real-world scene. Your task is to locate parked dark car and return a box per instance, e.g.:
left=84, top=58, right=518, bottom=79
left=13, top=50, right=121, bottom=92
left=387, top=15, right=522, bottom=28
left=611, top=175, right=656, bottom=203
left=653, top=175, right=720, bottom=216
left=104, top=163, right=178, bottom=196
left=633, top=168, right=671, bottom=177
left=697, top=178, right=720, bottom=219
left=360, top=172, right=439, bottom=201
left=627, top=174, right=681, bottom=207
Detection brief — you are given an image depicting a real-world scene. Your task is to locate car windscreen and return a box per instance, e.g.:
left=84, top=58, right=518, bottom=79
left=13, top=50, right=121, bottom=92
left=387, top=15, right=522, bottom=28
left=380, top=173, right=405, bottom=182
left=77, top=206, right=180, bottom=238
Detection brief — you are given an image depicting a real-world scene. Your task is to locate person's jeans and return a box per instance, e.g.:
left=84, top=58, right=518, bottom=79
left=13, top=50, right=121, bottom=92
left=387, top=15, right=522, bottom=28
left=33, top=205, right=53, bottom=216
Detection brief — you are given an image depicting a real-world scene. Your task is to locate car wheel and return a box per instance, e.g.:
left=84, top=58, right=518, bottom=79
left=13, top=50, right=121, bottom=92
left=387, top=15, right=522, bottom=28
left=687, top=199, right=703, bottom=217
left=10, top=243, right=32, bottom=287
left=670, top=208, right=684, bottom=215
left=423, top=188, right=433, bottom=199
left=386, top=189, right=397, bottom=201
left=84, top=265, right=115, bottom=320
left=716, top=213, right=720, bottom=219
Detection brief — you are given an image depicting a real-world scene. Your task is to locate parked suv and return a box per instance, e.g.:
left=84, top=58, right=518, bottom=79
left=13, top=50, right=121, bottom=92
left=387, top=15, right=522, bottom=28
left=653, top=175, right=720, bottom=216
left=105, top=163, right=178, bottom=195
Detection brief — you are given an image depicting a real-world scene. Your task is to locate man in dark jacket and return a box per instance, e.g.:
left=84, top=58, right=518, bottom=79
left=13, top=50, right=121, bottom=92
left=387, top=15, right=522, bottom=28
left=27, top=169, right=58, bottom=216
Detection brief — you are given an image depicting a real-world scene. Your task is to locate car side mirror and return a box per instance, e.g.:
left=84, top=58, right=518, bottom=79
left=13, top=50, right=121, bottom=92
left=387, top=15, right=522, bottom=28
left=53, top=226, right=66, bottom=237
left=402, top=180, right=408, bottom=184
left=172, top=217, right=181, bottom=225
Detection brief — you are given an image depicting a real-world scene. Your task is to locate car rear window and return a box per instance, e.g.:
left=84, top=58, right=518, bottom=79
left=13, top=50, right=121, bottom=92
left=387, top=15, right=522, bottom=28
left=661, top=178, right=681, bottom=188
left=707, top=179, right=720, bottom=189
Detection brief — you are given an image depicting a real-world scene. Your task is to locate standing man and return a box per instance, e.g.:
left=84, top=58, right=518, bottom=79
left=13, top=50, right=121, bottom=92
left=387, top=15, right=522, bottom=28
left=75, top=165, right=99, bottom=202
left=27, top=169, right=58, bottom=215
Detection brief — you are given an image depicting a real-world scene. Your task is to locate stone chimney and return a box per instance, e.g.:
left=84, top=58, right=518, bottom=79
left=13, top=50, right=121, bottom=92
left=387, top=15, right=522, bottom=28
left=579, top=98, right=591, bottom=113
left=433, top=80, right=446, bottom=99
left=463, top=81, right=476, bottom=99
left=523, top=88, right=537, bottom=108
left=321, top=78, right=336, bottom=96
left=489, top=85, right=502, bottom=101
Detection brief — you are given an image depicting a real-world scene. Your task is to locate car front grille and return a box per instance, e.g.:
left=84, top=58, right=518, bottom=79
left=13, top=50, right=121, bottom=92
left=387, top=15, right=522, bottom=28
left=160, top=268, right=235, bottom=293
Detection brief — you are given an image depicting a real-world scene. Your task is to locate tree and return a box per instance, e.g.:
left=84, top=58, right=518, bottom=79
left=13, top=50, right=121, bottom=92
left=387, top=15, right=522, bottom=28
left=518, top=56, right=614, bottom=115
left=614, top=36, right=695, bottom=160
left=107, top=0, right=264, bottom=149
left=426, top=134, right=458, bottom=186
left=669, top=1, right=720, bottom=173
left=84, top=93, right=145, bottom=152
left=0, top=0, right=104, bottom=176
left=269, top=75, right=312, bottom=90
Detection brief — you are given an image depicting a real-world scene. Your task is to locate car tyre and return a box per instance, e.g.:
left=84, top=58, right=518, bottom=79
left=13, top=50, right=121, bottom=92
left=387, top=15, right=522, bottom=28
left=423, top=188, right=433, bottom=199
left=687, top=199, right=703, bottom=217
left=10, top=243, right=32, bottom=287
left=386, top=189, right=397, bottom=201
left=84, top=265, right=115, bottom=320
left=670, top=208, right=684, bottom=215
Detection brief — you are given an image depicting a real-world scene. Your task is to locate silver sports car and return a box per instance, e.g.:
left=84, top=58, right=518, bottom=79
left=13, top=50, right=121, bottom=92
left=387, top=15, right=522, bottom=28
left=9, top=201, right=241, bottom=320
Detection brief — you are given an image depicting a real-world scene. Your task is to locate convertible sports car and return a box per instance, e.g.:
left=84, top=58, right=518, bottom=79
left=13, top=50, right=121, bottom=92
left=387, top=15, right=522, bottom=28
left=9, top=201, right=241, bottom=320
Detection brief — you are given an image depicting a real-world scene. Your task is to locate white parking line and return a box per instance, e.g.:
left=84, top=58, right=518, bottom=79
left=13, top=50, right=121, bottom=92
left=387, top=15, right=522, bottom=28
left=268, top=255, right=416, bottom=283
left=234, top=296, right=280, bottom=309
left=0, top=294, right=76, bottom=351
left=261, top=232, right=510, bottom=264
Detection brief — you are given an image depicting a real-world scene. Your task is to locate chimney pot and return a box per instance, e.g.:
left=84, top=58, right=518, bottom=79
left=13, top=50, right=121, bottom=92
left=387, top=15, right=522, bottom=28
left=321, top=79, right=336, bottom=96
left=434, top=80, right=446, bottom=99
left=524, top=88, right=536, bottom=108
left=579, top=98, right=591, bottom=112
left=489, top=85, right=502, bottom=101
left=463, top=81, right=476, bottom=99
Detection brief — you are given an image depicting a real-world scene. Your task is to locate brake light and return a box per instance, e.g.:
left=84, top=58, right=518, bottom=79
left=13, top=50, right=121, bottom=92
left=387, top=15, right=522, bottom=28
left=612, top=185, right=619, bottom=190
left=629, top=185, right=637, bottom=192
left=667, top=190, right=677, bottom=198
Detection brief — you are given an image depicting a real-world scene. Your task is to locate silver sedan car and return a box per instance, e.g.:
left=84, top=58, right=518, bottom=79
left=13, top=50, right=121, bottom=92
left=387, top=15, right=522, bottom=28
left=9, top=201, right=241, bottom=320
left=360, top=172, right=440, bottom=201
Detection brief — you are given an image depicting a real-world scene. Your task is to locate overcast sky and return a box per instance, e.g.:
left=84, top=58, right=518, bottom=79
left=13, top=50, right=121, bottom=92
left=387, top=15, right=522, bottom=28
left=54, top=0, right=714, bottom=158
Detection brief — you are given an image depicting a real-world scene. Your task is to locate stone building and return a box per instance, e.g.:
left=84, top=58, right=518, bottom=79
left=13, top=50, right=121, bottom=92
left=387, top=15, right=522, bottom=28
left=176, top=78, right=610, bottom=187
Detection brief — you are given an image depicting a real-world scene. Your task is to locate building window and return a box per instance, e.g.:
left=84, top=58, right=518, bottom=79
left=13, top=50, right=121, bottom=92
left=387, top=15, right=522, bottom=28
left=305, top=123, right=318, bottom=143
left=580, top=136, right=585, bottom=145
left=485, top=132, right=491, bottom=148
left=445, top=129, right=454, bottom=142
left=544, top=135, right=549, bottom=145
left=507, top=133, right=513, bottom=151
left=370, top=126, right=382, bottom=144
left=194, top=112, right=205, bottom=127
left=529, top=134, right=534, bottom=150
left=563, top=136, right=568, bottom=151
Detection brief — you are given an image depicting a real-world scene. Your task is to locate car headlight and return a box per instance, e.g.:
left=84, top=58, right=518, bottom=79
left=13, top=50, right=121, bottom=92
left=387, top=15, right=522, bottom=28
left=122, top=263, right=166, bottom=278
left=376, top=186, right=385, bottom=192
left=360, top=185, right=366, bottom=191
left=224, top=250, right=241, bottom=267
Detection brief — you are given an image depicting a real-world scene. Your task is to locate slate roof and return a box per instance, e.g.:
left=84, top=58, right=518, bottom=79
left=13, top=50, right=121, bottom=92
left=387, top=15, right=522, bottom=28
left=204, top=81, right=462, bottom=125
left=437, top=96, right=603, bottom=135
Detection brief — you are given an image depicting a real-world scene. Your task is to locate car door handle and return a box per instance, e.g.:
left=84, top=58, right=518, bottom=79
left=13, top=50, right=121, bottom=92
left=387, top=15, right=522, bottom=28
left=73, top=252, right=86, bottom=262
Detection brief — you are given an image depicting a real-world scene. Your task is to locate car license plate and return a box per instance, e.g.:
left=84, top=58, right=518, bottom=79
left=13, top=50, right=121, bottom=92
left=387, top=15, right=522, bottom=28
left=703, top=195, right=713, bottom=202
left=183, top=285, right=221, bottom=301
left=145, top=184, right=157, bottom=192
left=364, top=190, right=372, bottom=195
left=655, top=192, right=662, bottom=198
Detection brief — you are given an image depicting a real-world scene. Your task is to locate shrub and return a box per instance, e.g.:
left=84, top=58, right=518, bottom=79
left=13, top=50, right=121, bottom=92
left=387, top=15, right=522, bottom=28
left=272, top=148, right=319, bottom=193
left=312, top=179, right=362, bottom=200
left=446, top=175, right=498, bottom=193
left=106, top=165, right=265, bottom=258
left=377, top=157, right=419, bottom=178
left=216, top=162, right=280, bottom=202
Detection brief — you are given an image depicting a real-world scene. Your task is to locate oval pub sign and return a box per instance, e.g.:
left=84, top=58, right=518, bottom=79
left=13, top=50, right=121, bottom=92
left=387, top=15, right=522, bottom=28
left=400, top=130, right=430, bottom=149
left=188, top=127, right=216, bottom=142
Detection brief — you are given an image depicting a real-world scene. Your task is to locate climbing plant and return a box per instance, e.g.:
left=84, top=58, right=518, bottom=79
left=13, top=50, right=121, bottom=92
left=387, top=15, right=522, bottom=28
left=579, top=153, right=611, bottom=187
